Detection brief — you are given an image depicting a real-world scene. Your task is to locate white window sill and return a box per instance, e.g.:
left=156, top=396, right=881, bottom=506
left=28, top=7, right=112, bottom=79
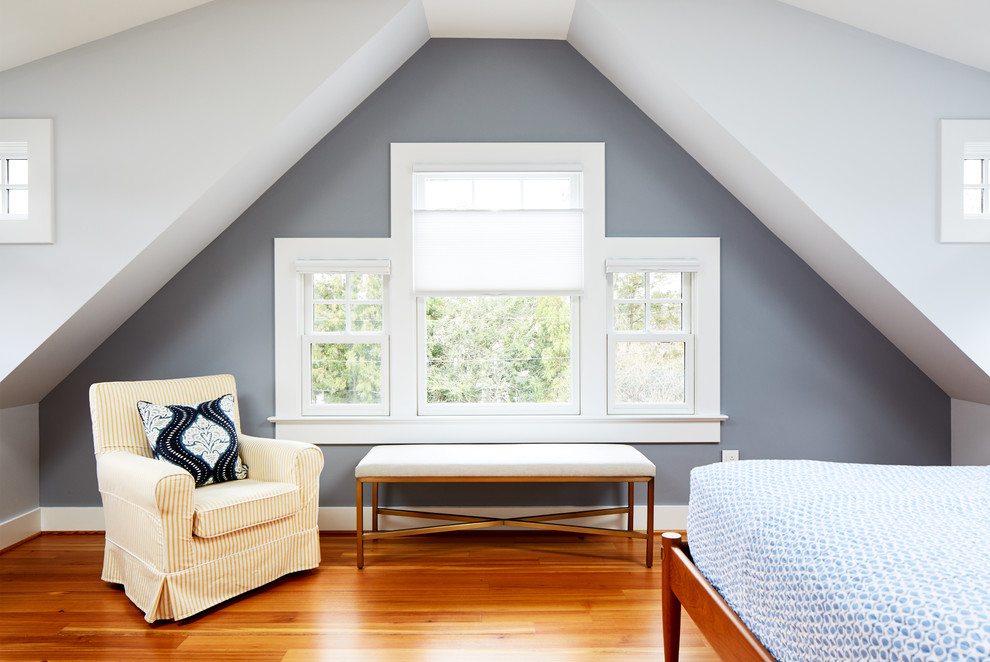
left=269, top=414, right=726, bottom=444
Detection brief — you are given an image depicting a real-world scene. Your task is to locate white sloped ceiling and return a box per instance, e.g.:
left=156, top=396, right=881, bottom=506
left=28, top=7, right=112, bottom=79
left=2, top=0, right=989, bottom=409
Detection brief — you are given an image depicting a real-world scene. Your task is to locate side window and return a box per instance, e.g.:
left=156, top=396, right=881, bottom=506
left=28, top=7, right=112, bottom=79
left=0, top=145, right=28, bottom=218
left=940, top=119, right=990, bottom=242
left=298, top=261, right=390, bottom=415
left=964, top=150, right=990, bottom=218
left=0, top=119, right=53, bottom=244
left=607, top=260, right=698, bottom=414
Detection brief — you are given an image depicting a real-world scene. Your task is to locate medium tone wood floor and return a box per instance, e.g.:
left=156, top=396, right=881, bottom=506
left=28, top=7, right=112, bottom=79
left=1, top=532, right=718, bottom=662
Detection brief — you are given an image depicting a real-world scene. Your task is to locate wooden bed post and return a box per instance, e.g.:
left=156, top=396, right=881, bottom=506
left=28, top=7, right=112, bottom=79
left=661, top=532, right=683, bottom=662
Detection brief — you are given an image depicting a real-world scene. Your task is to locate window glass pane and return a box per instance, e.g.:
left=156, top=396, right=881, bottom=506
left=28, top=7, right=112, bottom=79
left=424, top=179, right=472, bottom=210
left=474, top=178, right=521, bottom=210
left=350, top=273, right=383, bottom=300
left=964, top=159, right=984, bottom=186
left=614, top=341, right=685, bottom=405
left=7, top=159, right=27, bottom=185
left=7, top=189, right=28, bottom=215
left=613, top=272, right=645, bottom=300
left=425, top=296, right=572, bottom=405
left=313, top=304, right=346, bottom=332
left=650, top=303, right=682, bottom=331
left=650, top=272, right=682, bottom=299
left=313, top=273, right=345, bottom=300
left=613, top=303, right=645, bottom=331
left=310, top=343, right=382, bottom=405
left=351, top=304, right=383, bottom=332
left=523, top=178, right=572, bottom=209
left=964, top=188, right=985, bottom=215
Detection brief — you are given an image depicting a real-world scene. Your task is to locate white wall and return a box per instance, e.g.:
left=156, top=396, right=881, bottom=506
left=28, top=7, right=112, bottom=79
left=952, top=399, right=990, bottom=465
left=0, top=404, right=40, bottom=548
left=0, top=0, right=427, bottom=408
left=570, top=0, right=990, bottom=404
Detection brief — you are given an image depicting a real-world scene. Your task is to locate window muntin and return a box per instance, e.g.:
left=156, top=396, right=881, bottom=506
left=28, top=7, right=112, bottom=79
left=416, top=172, right=581, bottom=211
left=301, top=266, right=389, bottom=415
left=607, top=264, right=697, bottom=414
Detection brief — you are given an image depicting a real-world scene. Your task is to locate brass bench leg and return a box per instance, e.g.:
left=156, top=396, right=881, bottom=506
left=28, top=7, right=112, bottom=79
left=627, top=482, right=635, bottom=532
left=372, top=482, right=379, bottom=533
left=356, top=480, right=364, bottom=569
left=646, top=477, right=655, bottom=568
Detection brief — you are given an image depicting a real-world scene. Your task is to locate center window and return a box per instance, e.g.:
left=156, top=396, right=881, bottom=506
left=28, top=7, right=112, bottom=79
left=412, top=170, right=583, bottom=414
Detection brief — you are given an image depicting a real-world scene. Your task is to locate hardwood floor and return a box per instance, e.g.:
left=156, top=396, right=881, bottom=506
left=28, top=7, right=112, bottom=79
left=0, top=532, right=719, bottom=661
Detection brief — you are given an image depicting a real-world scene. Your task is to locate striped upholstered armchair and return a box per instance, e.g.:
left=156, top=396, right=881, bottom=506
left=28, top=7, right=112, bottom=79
left=89, top=374, right=323, bottom=622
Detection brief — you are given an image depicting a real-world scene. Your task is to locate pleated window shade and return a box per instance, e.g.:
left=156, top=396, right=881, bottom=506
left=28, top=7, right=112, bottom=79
left=413, top=172, right=584, bottom=295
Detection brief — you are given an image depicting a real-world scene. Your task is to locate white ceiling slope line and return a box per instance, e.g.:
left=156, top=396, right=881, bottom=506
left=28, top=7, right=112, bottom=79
left=777, top=0, right=990, bottom=74
left=568, top=0, right=990, bottom=405
left=0, top=0, right=215, bottom=72
left=0, top=0, right=430, bottom=409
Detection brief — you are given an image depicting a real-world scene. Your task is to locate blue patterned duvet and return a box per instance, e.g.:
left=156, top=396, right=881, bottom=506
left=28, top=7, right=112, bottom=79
left=687, top=460, right=990, bottom=662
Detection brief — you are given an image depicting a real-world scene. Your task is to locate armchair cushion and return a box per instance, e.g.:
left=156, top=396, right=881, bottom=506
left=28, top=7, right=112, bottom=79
left=137, top=394, right=248, bottom=487
left=192, top=479, right=300, bottom=538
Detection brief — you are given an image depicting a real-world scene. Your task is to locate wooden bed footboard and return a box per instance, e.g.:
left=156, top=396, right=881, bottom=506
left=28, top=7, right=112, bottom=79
left=661, top=532, right=775, bottom=662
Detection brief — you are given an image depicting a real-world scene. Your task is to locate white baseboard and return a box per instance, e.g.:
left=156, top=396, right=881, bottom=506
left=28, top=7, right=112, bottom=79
left=9, top=505, right=689, bottom=540
left=0, top=508, right=41, bottom=550
left=40, top=507, right=106, bottom=531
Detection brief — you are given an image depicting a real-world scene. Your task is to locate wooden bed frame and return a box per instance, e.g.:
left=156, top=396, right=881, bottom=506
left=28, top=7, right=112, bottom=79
left=661, top=532, right=775, bottom=662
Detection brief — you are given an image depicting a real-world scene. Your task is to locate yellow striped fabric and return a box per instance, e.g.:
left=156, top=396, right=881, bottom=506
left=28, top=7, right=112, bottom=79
left=192, top=479, right=300, bottom=538
left=90, top=374, right=242, bottom=456
left=90, top=375, right=324, bottom=623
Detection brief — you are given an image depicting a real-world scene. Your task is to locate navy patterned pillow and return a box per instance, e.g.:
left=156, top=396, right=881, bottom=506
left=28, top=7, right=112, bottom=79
left=136, top=394, right=249, bottom=487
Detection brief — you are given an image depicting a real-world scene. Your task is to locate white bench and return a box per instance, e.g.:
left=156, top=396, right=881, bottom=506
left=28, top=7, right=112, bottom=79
left=354, top=443, right=656, bottom=568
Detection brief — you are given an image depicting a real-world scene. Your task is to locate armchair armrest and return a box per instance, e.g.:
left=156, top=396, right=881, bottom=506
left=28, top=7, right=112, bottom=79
left=96, top=451, right=194, bottom=515
left=238, top=434, right=324, bottom=487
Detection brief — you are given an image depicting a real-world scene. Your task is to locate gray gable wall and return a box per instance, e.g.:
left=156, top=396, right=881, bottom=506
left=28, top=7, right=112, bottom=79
left=41, top=40, right=947, bottom=508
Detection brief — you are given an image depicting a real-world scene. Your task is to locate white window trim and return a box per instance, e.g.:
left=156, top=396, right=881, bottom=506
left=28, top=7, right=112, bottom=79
left=275, top=239, right=395, bottom=420
left=0, top=119, right=53, bottom=244
left=272, top=142, right=724, bottom=444
left=940, top=119, right=990, bottom=243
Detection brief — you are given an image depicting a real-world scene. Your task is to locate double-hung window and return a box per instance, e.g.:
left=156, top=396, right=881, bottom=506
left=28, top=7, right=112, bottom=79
left=413, top=170, right=583, bottom=414
left=607, top=259, right=697, bottom=414
left=1, top=144, right=28, bottom=218
left=297, top=259, right=390, bottom=415
left=964, top=146, right=990, bottom=218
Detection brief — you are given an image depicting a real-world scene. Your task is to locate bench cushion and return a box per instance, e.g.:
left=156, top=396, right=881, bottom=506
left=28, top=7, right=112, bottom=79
left=355, top=444, right=655, bottom=478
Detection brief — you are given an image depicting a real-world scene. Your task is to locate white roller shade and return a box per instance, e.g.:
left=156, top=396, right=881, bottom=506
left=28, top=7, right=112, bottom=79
left=605, top=258, right=700, bottom=273
left=295, top=258, right=390, bottom=274
left=413, top=209, right=584, bottom=295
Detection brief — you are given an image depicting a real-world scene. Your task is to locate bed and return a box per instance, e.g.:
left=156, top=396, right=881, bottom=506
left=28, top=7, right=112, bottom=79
left=661, top=460, right=990, bottom=662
